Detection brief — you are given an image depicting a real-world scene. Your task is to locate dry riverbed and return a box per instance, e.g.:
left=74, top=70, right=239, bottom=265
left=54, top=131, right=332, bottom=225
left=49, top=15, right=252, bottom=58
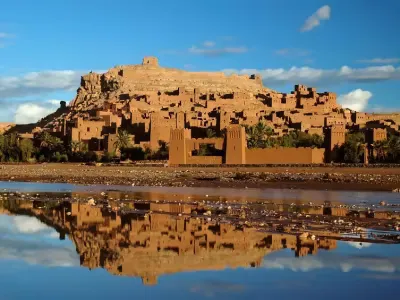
left=2, top=163, right=400, bottom=191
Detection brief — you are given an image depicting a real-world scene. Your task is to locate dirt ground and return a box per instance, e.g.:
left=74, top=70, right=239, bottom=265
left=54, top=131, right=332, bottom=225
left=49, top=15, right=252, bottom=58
left=2, top=163, right=400, bottom=191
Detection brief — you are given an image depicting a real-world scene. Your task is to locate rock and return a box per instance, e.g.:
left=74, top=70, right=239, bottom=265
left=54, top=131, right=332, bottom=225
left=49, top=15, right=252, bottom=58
left=87, top=198, right=96, bottom=206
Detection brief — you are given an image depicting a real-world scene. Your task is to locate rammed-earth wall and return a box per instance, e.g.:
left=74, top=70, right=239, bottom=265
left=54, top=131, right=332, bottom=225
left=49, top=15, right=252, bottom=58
left=245, top=147, right=325, bottom=164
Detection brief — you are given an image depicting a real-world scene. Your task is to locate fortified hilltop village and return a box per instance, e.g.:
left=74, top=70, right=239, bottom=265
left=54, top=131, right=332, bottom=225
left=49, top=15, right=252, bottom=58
left=2, top=56, right=399, bottom=165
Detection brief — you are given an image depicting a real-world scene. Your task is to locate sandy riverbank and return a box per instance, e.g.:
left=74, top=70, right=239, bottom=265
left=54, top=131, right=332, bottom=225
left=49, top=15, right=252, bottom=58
left=1, top=163, right=400, bottom=191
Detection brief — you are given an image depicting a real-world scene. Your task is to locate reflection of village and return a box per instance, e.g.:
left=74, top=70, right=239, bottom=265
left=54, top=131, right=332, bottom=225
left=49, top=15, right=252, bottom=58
left=1, top=192, right=399, bottom=286
left=1, top=198, right=339, bottom=285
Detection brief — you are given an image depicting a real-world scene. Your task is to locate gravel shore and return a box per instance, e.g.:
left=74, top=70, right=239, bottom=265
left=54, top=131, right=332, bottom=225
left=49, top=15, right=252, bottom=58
left=1, top=163, right=400, bottom=191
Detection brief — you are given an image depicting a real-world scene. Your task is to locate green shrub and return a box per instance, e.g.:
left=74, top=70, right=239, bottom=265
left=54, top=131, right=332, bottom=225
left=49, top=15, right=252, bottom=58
left=84, top=151, right=99, bottom=162
left=59, top=154, right=68, bottom=162
left=101, top=152, right=117, bottom=162
left=122, top=147, right=145, bottom=160
left=51, top=152, right=62, bottom=162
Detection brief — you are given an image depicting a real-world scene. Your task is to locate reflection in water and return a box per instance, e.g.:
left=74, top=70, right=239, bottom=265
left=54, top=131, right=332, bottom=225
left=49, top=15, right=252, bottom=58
left=2, top=192, right=400, bottom=287
left=0, top=199, right=342, bottom=286
left=1, top=187, right=400, bottom=300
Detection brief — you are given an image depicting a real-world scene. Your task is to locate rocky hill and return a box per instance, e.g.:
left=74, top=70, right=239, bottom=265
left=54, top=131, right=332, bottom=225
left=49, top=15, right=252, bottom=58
left=70, top=56, right=270, bottom=112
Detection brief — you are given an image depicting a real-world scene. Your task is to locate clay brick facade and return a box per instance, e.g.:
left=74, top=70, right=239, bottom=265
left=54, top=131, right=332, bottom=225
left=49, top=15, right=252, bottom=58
left=18, top=57, right=399, bottom=160
left=169, top=125, right=325, bottom=165
left=325, top=125, right=346, bottom=162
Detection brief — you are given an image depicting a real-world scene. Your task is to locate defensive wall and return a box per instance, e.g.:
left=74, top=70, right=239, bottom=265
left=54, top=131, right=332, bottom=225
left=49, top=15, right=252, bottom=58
left=169, top=125, right=326, bottom=165
left=246, top=147, right=325, bottom=164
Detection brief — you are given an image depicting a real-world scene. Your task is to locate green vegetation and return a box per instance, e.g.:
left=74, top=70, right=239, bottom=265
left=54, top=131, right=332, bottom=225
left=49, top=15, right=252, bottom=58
left=0, top=134, right=34, bottom=162
left=244, top=122, right=324, bottom=149
left=120, top=140, right=169, bottom=161
left=196, top=144, right=223, bottom=156
left=371, top=133, right=400, bottom=163
left=114, top=129, right=132, bottom=152
left=0, top=132, right=107, bottom=163
left=332, top=132, right=400, bottom=164
left=244, top=122, right=274, bottom=148
left=2, top=122, right=400, bottom=164
left=340, top=132, right=366, bottom=163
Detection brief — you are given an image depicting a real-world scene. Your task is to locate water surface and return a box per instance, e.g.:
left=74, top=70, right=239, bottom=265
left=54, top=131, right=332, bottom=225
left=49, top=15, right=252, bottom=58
left=1, top=182, right=399, bottom=299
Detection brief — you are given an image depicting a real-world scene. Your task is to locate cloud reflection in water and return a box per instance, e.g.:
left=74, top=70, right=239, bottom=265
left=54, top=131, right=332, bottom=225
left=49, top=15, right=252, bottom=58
left=0, top=215, right=79, bottom=267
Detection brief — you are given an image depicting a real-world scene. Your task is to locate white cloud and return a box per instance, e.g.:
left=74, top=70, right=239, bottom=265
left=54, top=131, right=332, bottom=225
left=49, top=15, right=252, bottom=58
left=357, top=58, right=400, bottom=64
left=163, top=38, right=246, bottom=57
left=0, top=32, right=13, bottom=39
left=0, top=70, right=82, bottom=99
left=12, top=216, right=50, bottom=234
left=0, top=242, right=78, bottom=267
left=222, top=65, right=400, bottom=86
left=337, top=89, right=373, bottom=112
left=189, top=45, right=248, bottom=56
left=203, top=41, right=216, bottom=48
left=0, top=33, right=7, bottom=38
left=0, top=214, right=63, bottom=240
left=14, top=99, right=61, bottom=124
left=301, top=5, right=331, bottom=32
left=263, top=254, right=400, bottom=273
left=275, top=48, right=310, bottom=57
left=0, top=32, right=15, bottom=48
left=0, top=214, right=78, bottom=267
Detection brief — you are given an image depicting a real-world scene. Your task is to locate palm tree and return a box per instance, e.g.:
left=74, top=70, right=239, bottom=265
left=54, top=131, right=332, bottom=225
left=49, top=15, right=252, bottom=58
left=245, top=121, right=274, bottom=148
left=37, top=131, right=63, bottom=152
left=388, top=135, right=400, bottom=162
left=206, top=128, right=216, bottom=138
left=343, top=132, right=365, bottom=163
left=373, top=139, right=389, bottom=162
left=114, top=129, right=131, bottom=152
left=70, top=141, right=83, bottom=152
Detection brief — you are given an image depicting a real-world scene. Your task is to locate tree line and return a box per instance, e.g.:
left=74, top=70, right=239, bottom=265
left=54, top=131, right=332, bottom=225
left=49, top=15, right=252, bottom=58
left=244, top=122, right=324, bottom=149
left=0, top=130, right=168, bottom=163
left=2, top=123, right=400, bottom=164
left=243, top=122, right=400, bottom=164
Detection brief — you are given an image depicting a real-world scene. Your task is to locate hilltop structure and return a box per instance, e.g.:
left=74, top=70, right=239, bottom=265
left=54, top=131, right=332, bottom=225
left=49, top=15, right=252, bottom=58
left=8, top=57, right=400, bottom=164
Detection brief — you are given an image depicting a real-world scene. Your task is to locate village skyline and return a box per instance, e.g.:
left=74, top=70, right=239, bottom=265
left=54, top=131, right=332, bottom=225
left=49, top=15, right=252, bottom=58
left=0, top=0, right=399, bottom=124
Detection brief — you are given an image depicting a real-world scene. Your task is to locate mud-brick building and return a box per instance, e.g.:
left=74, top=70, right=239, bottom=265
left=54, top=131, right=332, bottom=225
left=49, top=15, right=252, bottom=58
left=169, top=125, right=326, bottom=165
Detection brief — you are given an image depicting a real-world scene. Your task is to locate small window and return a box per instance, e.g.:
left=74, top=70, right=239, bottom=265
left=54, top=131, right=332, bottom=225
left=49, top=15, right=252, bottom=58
left=87, top=127, right=90, bottom=132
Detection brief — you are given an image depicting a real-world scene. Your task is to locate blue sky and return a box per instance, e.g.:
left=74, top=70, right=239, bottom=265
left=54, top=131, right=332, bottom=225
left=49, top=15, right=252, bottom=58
left=0, top=0, right=399, bottom=123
